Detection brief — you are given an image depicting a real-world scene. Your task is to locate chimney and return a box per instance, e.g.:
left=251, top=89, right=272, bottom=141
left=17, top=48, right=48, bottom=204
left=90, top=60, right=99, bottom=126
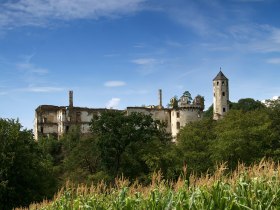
left=69, top=90, right=73, bottom=107
left=158, top=89, right=163, bottom=109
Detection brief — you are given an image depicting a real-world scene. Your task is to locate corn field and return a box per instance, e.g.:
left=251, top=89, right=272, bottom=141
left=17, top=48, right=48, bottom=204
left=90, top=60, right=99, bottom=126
left=20, top=160, right=280, bottom=210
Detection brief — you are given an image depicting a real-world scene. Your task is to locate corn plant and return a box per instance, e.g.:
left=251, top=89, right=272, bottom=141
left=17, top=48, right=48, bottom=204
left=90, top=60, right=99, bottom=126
left=18, top=160, right=280, bottom=210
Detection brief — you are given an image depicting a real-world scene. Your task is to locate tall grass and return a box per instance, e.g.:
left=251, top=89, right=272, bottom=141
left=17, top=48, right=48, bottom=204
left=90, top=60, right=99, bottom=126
left=18, top=160, right=280, bottom=209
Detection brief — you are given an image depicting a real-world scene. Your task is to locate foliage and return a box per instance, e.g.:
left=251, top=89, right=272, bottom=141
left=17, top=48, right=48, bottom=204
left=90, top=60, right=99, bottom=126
left=210, top=109, right=271, bottom=169
left=182, top=91, right=192, bottom=104
left=176, top=118, right=215, bottom=174
left=61, top=131, right=101, bottom=184
left=178, top=102, right=280, bottom=172
left=90, top=111, right=172, bottom=180
left=264, top=100, right=280, bottom=161
left=25, top=160, right=280, bottom=210
left=168, top=95, right=179, bottom=108
left=0, top=119, right=57, bottom=210
left=203, top=104, right=213, bottom=118
left=230, top=98, right=265, bottom=112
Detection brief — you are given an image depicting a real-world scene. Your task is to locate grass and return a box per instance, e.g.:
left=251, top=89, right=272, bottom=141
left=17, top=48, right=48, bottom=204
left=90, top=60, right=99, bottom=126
left=18, top=160, right=280, bottom=210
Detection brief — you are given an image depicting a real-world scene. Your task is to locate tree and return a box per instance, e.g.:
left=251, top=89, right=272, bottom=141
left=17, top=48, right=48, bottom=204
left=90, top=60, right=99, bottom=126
left=230, top=98, right=265, bottom=112
left=90, top=111, right=172, bottom=180
left=210, top=110, right=271, bottom=169
left=182, top=91, right=192, bottom=104
left=61, top=129, right=101, bottom=184
left=168, top=96, right=179, bottom=108
left=176, top=118, right=215, bottom=174
left=0, top=119, right=57, bottom=210
left=203, top=104, right=213, bottom=119
left=264, top=99, right=280, bottom=161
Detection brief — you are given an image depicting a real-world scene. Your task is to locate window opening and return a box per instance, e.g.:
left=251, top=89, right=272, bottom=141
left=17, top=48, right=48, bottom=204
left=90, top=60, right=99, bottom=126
left=176, top=122, right=180, bottom=130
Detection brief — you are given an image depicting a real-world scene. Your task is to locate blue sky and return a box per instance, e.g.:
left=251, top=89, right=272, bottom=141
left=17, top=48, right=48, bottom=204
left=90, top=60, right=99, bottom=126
left=1, top=0, right=280, bottom=129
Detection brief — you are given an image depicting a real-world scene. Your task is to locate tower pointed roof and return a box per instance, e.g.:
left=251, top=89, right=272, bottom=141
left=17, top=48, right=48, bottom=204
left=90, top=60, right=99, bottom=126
left=213, top=70, right=228, bottom=81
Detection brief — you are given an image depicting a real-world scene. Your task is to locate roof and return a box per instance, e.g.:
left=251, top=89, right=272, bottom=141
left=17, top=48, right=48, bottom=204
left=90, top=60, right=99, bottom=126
left=213, top=70, right=228, bottom=81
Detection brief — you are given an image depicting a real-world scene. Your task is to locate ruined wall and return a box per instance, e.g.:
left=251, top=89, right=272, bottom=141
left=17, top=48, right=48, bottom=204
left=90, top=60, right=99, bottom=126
left=34, top=105, right=114, bottom=140
left=35, top=105, right=61, bottom=140
left=127, top=107, right=171, bottom=133
left=171, top=107, right=203, bottom=138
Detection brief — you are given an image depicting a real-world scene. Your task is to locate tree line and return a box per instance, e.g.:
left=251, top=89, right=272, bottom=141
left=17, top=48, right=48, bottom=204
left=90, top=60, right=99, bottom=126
left=1, top=97, right=280, bottom=209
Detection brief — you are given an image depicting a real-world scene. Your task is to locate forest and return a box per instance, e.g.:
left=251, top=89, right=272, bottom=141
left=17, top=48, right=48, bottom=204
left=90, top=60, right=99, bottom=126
left=1, top=97, right=280, bottom=209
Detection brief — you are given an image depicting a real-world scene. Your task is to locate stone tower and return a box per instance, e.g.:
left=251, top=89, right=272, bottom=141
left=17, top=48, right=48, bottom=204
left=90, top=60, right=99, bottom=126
left=213, top=70, right=229, bottom=120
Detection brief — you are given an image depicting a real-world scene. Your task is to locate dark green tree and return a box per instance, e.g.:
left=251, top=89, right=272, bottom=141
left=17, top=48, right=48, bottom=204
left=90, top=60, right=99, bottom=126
left=264, top=99, right=280, bottom=161
left=0, top=119, right=57, bottom=210
left=210, top=110, right=271, bottom=169
left=176, top=118, right=215, bottom=174
left=230, top=98, right=265, bottom=112
left=90, top=111, right=172, bottom=180
left=61, top=131, right=101, bottom=183
left=203, top=104, right=213, bottom=119
left=182, top=91, right=192, bottom=104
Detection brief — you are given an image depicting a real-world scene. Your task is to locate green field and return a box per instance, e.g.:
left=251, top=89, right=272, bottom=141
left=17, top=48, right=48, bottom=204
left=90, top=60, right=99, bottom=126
left=21, top=160, right=280, bottom=210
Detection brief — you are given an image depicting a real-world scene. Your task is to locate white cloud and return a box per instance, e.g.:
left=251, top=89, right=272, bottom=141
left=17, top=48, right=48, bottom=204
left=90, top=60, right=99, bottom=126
left=16, top=54, right=49, bottom=74
left=106, top=98, right=120, bottom=109
left=104, top=81, right=126, bottom=87
left=17, top=62, right=49, bottom=74
left=266, top=58, right=280, bottom=64
left=132, top=58, right=163, bottom=75
left=132, top=58, right=157, bottom=65
left=18, top=86, right=64, bottom=93
left=0, top=0, right=146, bottom=29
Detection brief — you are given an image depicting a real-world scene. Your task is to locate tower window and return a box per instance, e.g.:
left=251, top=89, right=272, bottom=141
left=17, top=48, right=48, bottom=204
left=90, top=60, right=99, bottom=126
left=222, top=92, right=225, bottom=96
left=40, top=126, right=44, bottom=133
left=217, top=82, right=219, bottom=86
left=222, top=81, right=225, bottom=85
left=214, top=93, right=215, bottom=96
left=176, top=122, right=180, bottom=130
left=223, top=108, right=226, bottom=112
left=176, top=112, right=180, bottom=118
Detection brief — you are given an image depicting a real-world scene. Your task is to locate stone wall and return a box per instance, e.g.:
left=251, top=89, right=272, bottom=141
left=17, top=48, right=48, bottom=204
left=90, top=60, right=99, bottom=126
left=171, top=107, right=202, bottom=138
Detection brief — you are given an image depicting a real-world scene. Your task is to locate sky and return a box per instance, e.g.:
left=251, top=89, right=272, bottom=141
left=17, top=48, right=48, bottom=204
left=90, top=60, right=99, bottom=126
left=0, top=0, right=280, bottom=130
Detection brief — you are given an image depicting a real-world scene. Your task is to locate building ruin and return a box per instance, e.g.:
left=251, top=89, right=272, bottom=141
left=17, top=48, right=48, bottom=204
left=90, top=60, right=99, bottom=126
left=34, top=71, right=229, bottom=140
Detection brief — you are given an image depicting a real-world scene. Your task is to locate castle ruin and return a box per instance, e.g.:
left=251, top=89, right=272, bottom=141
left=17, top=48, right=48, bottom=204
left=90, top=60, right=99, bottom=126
left=34, top=71, right=229, bottom=140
